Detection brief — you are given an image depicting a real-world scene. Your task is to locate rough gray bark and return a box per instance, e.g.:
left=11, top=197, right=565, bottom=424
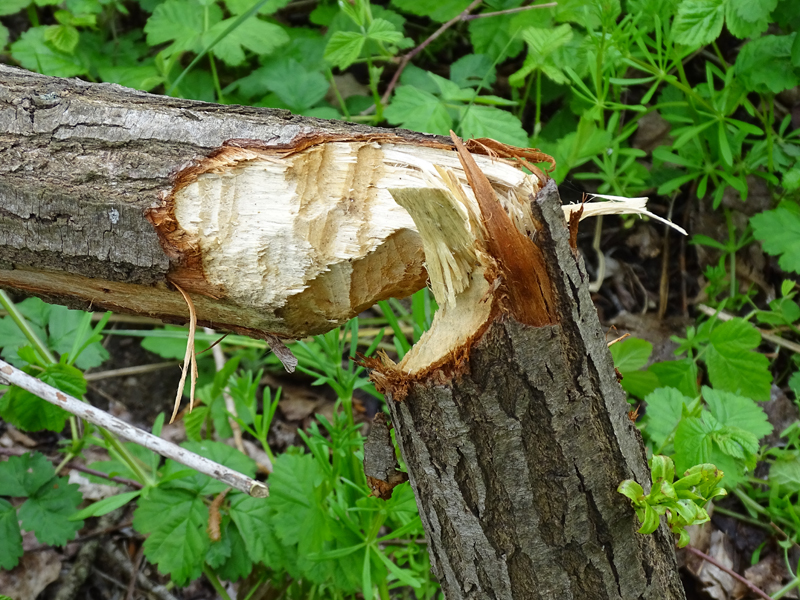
left=381, top=180, right=685, bottom=600
left=0, top=65, right=442, bottom=337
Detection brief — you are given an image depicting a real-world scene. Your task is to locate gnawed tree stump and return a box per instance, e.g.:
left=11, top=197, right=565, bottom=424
left=363, top=138, right=685, bottom=599
left=1, top=66, right=685, bottom=599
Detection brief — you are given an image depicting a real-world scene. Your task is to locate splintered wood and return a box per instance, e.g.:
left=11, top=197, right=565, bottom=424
left=147, top=133, right=552, bottom=339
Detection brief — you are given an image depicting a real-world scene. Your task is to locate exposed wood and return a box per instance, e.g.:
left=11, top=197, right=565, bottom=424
left=364, top=171, right=685, bottom=599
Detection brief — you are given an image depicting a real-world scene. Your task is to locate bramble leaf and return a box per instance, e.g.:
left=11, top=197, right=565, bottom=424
left=770, top=455, right=800, bottom=494
left=702, top=386, right=773, bottom=439
left=133, top=488, right=209, bottom=585
left=144, top=0, right=208, bottom=56
left=384, top=86, right=452, bottom=135
left=18, top=477, right=83, bottom=545
left=324, top=31, right=364, bottom=70
left=705, top=319, right=771, bottom=401
left=458, top=105, right=528, bottom=146
left=0, top=452, right=56, bottom=497
left=648, top=358, right=699, bottom=398
left=204, top=17, right=289, bottom=67
left=734, top=34, right=800, bottom=94
left=161, top=441, right=255, bottom=496
left=0, top=499, right=23, bottom=570
left=642, top=387, right=694, bottom=451
left=229, top=493, right=287, bottom=569
left=751, top=205, right=800, bottom=273
left=673, top=0, right=725, bottom=47
left=10, top=26, right=87, bottom=77
left=215, top=520, right=253, bottom=581
left=610, top=338, right=653, bottom=372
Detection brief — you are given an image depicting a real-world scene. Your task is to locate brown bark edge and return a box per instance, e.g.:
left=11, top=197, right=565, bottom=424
left=372, top=180, right=685, bottom=600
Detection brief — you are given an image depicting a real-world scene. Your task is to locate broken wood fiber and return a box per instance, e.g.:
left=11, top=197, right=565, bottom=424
left=362, top=136, right=685, bottom=599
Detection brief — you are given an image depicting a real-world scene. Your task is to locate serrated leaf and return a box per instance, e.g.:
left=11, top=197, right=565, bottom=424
left=0, top=499, right=23, bottom=570
left=468, top=1, right=525, bottom=62
left=44, top=24, right=79, bottom=54
left=724, top=2, right=768, bottom=39
left=705, top=319, right=771, bottom=401
left=734, top=34, right=800, bottom=94
left=215, top=520, right=252, bottom=581
left=18, top=477, right=83, bottom=545
left=672, top=0, right=725, bottom=47
left=98, top=64, right=163, bottom=92
left=367, top=18, right=402, bottom=44
left=205, top=18, right=289, bottom=67
left=0, top=452, right=56, bottom=497
left=509, top=24, right=572, bottom=87
left=390, top=0, right=471, bottom=22
left=161, top=441, right=255, bottom=495
left=251, top=58, right=329, bottom=111
left=728, top=0, right=776, bottom=23
left=229, top=494, right=286, bottom=569
left=144, top=0, right=208, bottom=55
left=384, top=86, right=452, bottom=135
left=674, top=414, right=715, bottom=470
left=458, top=105, right=528, bottom=146
left=205, top=518, right=233, bottom=569
left=133, top=488, right=209, bottom=585
left=642, top=387, right=694, bottom=451
left=325, top=31, right=364, bottom=70
left=712, top=426, right=758, bottom=460
left=702, top=386, right=773, bottom=439
left=10, top=26, right=87, bottom=77
left=751, top=206, right=800, bottom=273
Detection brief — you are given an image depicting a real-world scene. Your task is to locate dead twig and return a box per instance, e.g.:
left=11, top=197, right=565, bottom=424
left=0, top=358, right=269, bottom=498
left=461, top=2, right=557, bottom=20
left=83, top=361, right=180, bottom=382
left=684, top=544, right=774, bottom=600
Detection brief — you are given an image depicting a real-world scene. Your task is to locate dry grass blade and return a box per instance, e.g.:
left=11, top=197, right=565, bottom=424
left=170, top=283, right=199, bottom=424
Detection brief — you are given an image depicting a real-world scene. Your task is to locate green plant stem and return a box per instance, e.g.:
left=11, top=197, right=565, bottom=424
left=101, top=429, right=152, bottom=486
left=534, top=70, right=542, bottom=137
left=378, top=579, right=390, bottom=600
left=209, top=52, right=224, bottom=103
left=327, top=69, right=351, bottom=119
left=27, top=3, right=39, bottom=27
left=0, top=290, right=56, bottom=363
left=773, top=577, right=800, bottom=600
left=203, top=565, right=233, bottom=600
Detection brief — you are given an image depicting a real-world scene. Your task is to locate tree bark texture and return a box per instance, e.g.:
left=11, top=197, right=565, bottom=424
left=378, top=180, right=685, bottom=600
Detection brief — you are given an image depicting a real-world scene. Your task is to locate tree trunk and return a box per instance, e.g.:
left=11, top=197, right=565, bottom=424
left=0, top=66, right=685, bottom=599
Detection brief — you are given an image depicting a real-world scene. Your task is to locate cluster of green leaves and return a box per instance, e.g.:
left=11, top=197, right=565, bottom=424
left=0, top=452, right=84, bottom=569
left=618, top=454, right=726, bottom=547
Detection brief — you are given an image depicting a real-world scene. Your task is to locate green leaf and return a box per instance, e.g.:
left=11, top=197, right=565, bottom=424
left=229, top=494, right=286, bottom=569
left=610, top=338, right=653, bottom=373
left=366, top=18, right=403, bottom=44
left=468, top=1, right=526, bottom=62
left=458, top=106, right=528, bottom=146
left=642, top=387, right=694, bottom=451
left=724, top=1, right=768, bottom=39
left=751, top=206, right=800, bottom=273
left=734, top=34, right=800, bottom=94
left=0, top=452, right=56, bottom=497
left=253, top=58, right=329, bottom=111
left=205, top=519, right=232, bottom=569
left=44, top=24, right=79, bottom=54
left=144, top=0, right=208, bottom=56
left=10, top=26, right=87, bottom=77
left=98, top=64, right=163, bottom=92
left=133, top=488, right=209, bottom=585
left=702, top=386, right=773, bottom=439
left=384, top=86, right=452, bottom=135
left=648, top=359, right=699, bottom=398
left=672, top=0, right=725, bottom=47
left=705, top=319, right=771, bottom=401
left=450, top=54, right=497, bottom=89
left=205, top=18, right=289, bottom=67
left=18, top=477, right=83, bottom=545
left=770, top=455, right=800, bottom=493
left=48, top=306, right=109, bottom=369
left=324, top=31, right=365, bottom=70
left=509, top=24, right=572, bottom=87
left=0, top=499, right=23, bottom=570
left=0, top=362, right=86, bottom=432
left=71, top=491, right=141, bottom=520
left=390, top=0, right=471, bottom=22
left=215, top=520, right=253, bottom=581
left=727, top=0, right=776, bottom=24
left=161, top=441, right=255, bottom=495
left=223, top=0, right=290, bottom=15
left=0, top=0, right=30, bottom=15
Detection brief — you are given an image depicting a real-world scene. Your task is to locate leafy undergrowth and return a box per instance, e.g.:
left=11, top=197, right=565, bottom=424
left=2, top=0, right=800, bottom=598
